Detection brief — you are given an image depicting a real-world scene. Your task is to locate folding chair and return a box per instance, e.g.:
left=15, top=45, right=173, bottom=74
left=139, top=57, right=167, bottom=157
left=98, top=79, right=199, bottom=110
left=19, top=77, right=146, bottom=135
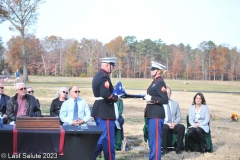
left=143, top=117, right=182, bottom=150
left=184, top=115, right=213, bottom=152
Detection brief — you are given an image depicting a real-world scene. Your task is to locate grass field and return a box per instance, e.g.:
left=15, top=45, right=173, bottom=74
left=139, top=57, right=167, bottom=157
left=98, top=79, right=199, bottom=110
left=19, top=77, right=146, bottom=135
left=4, top=76, right=240, bottom=114
left=3, top=76, right=240, bottom=160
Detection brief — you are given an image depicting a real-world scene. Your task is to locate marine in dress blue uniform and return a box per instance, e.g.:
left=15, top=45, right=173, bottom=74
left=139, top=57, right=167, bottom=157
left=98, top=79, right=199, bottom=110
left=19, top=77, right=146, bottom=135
left=92, top=57, right=119, bottom=160
left=144, top=61, right=168, bottom=160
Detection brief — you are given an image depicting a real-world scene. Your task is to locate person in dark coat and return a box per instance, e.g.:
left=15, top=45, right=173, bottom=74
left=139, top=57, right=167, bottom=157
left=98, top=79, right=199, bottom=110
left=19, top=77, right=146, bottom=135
left=0, top=82, right=10, bottom=124
left=6, top=82, right=42, bottom=124
left=92, top=57, right=119, bottom=160
left=144, top=61, right=168, bottom=159
left=50, top=86, right=69, bottom=125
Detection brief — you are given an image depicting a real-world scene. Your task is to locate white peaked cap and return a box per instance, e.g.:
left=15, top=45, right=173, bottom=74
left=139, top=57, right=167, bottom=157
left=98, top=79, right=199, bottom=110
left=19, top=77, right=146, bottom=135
left=100, top=57, right=117, bottom=66
left=149, top=61, right=167, bottom=71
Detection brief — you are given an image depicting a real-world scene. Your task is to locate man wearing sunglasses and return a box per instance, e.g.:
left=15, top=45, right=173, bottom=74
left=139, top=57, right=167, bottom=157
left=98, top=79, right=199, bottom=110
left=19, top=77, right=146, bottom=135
left=59, top=86, right=91, bottom=126
left=26, top=86, right=40, bottom=108
left=92, top=57, right=120, bottom=160
left=6, top=82, right=42, bottom=124
left=0, top=82, right=10, bottom=124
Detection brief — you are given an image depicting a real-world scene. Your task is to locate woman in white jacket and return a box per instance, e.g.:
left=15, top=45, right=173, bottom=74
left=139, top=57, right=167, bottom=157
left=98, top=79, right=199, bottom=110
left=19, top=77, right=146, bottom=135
left=188, top=92, right=210, bottom=154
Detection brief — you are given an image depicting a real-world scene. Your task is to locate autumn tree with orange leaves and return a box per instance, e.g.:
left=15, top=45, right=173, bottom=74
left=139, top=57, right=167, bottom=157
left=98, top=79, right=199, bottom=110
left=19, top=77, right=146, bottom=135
left=107, top=36, right=128, bottom=78
left=5, top=34, right=43, bottom=75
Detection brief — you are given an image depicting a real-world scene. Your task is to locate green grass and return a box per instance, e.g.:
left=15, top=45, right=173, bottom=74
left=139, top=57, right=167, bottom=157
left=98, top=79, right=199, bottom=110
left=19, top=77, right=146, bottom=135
left=3, top=75, right=240, bottom=115
left=6, top=76, right=240, bottom=92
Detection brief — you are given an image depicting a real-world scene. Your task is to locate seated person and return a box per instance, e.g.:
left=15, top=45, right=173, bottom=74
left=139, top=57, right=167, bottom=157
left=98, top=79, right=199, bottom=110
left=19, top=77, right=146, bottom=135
left=162, top=86, right=185, bottom=155
left=0, top=82, right=10, bottom=124
left=26, top=86, right=40, bottom=107
left=6, top=82, right=42, bottom=124
left=188, top=92, right=210, bottom=154
left=59, top=86, right=91, bottom=126
left=50, top=86, right=69, bottom=124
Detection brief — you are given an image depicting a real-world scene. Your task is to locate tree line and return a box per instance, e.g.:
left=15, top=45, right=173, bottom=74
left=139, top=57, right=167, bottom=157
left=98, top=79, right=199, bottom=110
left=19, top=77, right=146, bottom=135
left=1, top=0, right=240, bottom=81
left=2, top=34, right=240, bottom=81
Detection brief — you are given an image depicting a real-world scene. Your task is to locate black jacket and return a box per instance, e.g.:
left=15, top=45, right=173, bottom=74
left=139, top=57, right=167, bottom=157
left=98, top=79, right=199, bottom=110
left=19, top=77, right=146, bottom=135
left=0, top=94, right=10, bottom=115
left=0, top=94, right=10, bottom=124
left=50, top=98, right=65, bottom=117
left=6, top=94, right=42, bottom=123
left=144, top=76, right=168, bottom=119
left=91, top=69, right=118, bottom=119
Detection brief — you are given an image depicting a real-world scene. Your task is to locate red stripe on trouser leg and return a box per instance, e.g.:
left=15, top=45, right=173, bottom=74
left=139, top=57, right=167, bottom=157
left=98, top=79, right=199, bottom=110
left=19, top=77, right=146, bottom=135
left=107, top=120, right=112, bottom=160
left=59, top=125, right=65, bottom=155
left=13, top=125, right=18, bottom=154
left=155, top=118, right=159, bottom=160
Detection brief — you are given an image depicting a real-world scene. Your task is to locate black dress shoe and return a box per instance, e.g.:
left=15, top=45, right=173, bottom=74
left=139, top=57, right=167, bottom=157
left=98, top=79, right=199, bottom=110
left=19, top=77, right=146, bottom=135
left=161, top=150, right=168, bottom=155
left=200, top=145, right=205, bottom=154
left=204, top=144, right=210, bottom=152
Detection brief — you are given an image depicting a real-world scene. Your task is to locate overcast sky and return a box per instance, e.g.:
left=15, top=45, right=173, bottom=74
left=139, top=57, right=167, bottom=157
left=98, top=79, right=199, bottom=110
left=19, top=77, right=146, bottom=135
left=0, top=0, right=239, bottom=49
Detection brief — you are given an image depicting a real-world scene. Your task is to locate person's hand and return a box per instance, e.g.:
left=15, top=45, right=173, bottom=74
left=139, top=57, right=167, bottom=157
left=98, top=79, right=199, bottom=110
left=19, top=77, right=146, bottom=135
left=3, top=114, right=7, bottom=118
left=78, top=119, right=85, bottom=125
left=72, top=120, right=79, bottom=126
left=167, top=123, right=172, bottom=128
left=170, top=122, right=176, bottom=129
left=144, top=94, right=152, bottom=101
left=194, top=123, right=200, bottom=128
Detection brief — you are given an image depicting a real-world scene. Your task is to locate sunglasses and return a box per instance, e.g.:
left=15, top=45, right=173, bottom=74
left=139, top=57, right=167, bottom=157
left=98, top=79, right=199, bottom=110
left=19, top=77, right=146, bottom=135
left=73, top=91, right=80, bottom=93
left=19, top=87, right=27, bottom=91
left=62, top=91, right=68, bottom=94
left=0, top=87, right=4, bottom=89
left=27, top=90, right=34, bottom=94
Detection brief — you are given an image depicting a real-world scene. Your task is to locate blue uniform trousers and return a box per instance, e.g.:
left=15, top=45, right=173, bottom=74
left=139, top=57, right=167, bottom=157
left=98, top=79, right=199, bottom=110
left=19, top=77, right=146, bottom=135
left=93, top=118, right=115, bottom=160
left=148, top=118, right=164, bottom=160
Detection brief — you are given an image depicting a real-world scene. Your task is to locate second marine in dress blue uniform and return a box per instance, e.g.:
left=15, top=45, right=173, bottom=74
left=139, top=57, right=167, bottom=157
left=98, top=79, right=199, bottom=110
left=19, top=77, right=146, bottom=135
left=92, top=57, right=118, bottom=160
left=144, top=61, right=168, bottom=160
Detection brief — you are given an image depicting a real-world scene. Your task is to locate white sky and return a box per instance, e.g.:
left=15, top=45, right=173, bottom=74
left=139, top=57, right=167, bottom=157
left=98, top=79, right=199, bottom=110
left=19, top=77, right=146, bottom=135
left=0, top=0, right=239, bottom=49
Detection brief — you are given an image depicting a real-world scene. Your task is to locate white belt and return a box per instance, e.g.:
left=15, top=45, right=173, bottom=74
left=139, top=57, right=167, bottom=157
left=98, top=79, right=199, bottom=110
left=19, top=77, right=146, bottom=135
left=147, top=102, right=154, bottom=104
left=95, top=97, right=104, bottom=100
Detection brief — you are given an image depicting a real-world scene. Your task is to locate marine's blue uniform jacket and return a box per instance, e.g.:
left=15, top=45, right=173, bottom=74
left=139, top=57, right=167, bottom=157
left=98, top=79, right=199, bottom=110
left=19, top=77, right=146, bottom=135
left=92, top=69, right=118, bottom=119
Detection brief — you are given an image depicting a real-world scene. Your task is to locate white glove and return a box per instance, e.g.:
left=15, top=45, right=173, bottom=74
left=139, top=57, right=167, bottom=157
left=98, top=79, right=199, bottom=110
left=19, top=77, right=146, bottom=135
left=145, top=94, right=152, bottom=101
left=118, top=95, right=122, bottom=101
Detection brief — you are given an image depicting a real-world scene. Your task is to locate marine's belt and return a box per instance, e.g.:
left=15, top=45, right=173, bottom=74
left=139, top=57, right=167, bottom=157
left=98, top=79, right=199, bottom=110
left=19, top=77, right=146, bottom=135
left=146, top=102, right=154, bottom=104
left=95, top=97, right=104, bottom=100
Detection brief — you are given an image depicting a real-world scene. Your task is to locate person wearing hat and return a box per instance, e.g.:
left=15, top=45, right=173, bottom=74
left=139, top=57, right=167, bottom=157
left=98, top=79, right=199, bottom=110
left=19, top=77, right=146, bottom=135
left=92, top=57, right=120, bottom=160
left=144, top=61, right=168, bottom=159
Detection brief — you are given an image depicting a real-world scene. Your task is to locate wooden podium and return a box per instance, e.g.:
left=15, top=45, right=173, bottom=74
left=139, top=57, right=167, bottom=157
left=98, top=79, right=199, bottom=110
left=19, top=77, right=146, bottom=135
left=16, top=116, right=60, bottom=130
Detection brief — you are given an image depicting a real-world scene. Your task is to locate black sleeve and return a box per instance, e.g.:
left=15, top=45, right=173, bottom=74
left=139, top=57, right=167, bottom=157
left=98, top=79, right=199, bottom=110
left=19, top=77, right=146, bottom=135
left=6, top=99, right=16, bottom=122
left=50, top=99, right=58, bottom=117
left=33, top=98, right=43, bottom=117
left=151, top=81, right=168, bottom=104
left=99, top=77, right=118, bottom=102
left=1, top=96, right=10, bottom=115
left=36, top=99, right=40, bottom=108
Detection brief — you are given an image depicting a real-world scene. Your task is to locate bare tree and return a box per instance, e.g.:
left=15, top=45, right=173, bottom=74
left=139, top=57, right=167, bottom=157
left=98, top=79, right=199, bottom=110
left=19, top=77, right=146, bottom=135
left=2, top=0, right=44, bottom=81
left=77, top=39, right=107, bottom=77
left=0, top=0, right=8, bottom=23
